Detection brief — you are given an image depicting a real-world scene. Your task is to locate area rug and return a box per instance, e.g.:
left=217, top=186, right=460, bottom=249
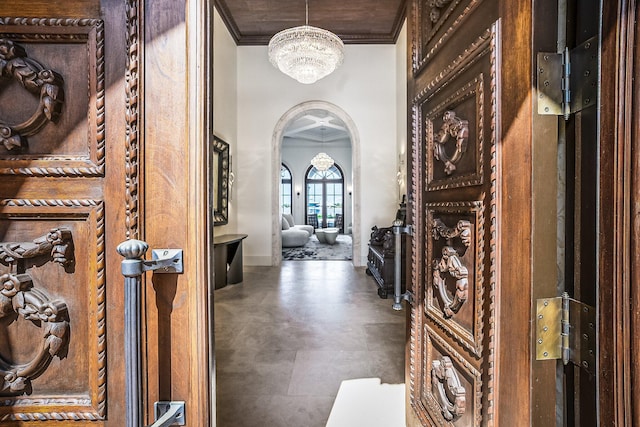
left=282, top=234, right=352, bottom=261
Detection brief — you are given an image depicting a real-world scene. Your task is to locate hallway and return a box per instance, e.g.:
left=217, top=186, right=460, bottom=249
left=214, top=261, right=406, bottom=426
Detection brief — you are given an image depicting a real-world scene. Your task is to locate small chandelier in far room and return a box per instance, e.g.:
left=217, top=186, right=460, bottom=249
left=310, top=152, right=334, bottom=171
left=268, top=0, right=345, bottom=84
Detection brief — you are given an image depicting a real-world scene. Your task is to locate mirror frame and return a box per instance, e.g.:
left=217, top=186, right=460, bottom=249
left=212, top=135, right=229, bottom=225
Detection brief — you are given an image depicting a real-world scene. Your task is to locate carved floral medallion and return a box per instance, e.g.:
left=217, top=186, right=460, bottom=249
left=0, top=228, right=73, bottom=395
left=0, top=39, right=64, bottom=152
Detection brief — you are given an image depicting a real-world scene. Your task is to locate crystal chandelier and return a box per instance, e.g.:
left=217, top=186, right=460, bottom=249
left=310, top=152, right=334, bottom=171
left=268, top=0, right=344, bottom=84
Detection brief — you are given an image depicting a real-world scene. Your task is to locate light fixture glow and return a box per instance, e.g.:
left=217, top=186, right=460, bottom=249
left=268, top=1, right=344, bottom=84
left=310, top=152, right=334, bottom=171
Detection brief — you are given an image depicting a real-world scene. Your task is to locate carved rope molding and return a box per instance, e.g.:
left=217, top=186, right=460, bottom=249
left=125, top=0, right=141, bottom=239
left=0, top=228, right=73, bottom=395
left=0, top=39, right=64, bottom=151
left=408, top=104, right=422, bottom=403
left=433, top=110, right=469, bottom=175
left=486, top=21, right=500, bottom=423
left=432, top=218, right=471, bottom=318
left=431, top=356, right=466, bottom=421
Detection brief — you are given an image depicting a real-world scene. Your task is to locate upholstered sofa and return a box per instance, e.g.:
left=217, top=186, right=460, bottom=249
left=283, top=214, right=314, bottom=236
left=281, top=214, right=313, bottom=247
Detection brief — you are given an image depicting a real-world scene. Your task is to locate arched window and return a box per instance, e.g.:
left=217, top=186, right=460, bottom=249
left=305, top=164, right=344, bottom=231
left=280, top=164, right=292, bottom=214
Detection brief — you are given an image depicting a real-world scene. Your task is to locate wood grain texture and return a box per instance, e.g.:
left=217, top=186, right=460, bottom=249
left=142, top=0, right=212, bottom=425
left=494, top=1, right=532, bottom=425
left=0, top=1, right=99, bottom=18
left=529, top=1, right=560, bottom=425
left=599, top=0, right=635, bottom=425
left=0, top=0, right=128, bottom=424
left=630, top=3, right=640, bottom=425
left=214, top=0, right=407, bottom=44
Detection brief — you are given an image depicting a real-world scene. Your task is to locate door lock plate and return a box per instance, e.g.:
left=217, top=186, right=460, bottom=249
left=153, top=401, right=185, bottom=426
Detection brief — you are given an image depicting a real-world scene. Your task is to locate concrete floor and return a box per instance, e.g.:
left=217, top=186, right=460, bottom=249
left=214, top=260, right=406, bottom=427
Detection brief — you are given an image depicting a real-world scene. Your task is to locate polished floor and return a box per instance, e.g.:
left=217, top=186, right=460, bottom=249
left=214, top=260, right=406, bottom=427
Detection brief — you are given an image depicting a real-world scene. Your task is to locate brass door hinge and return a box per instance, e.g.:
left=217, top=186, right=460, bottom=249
left=536, top=293, right=596, bottom=375
left=537, top=35, right=598, bottom=120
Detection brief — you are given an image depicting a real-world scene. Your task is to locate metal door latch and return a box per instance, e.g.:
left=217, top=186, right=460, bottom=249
left=148, top=249, right=183, bottom=273
left=535, top=293, right=596, bottom=375
left=120, top=243, right=184, bottom=277
left=151, top=401, right=185, bottom=426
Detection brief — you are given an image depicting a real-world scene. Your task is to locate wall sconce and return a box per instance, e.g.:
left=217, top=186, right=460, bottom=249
left=347, top=186, right=352, bottom=196
left=295, top=186, right=301, bottom=197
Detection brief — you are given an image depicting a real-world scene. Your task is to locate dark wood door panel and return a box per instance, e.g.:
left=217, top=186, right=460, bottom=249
left=0, top=200, right=106, bottom=421
left=0, top=1, right=126, bottom=424
left=408, top=8, right=499, bottom=424
left=423, top=327, right=482, bottom=426
left=426, top=201, right=485, bottom=358
left=412, top=25, right=495, bottom=201
left=0, top=19, right=105, bottom=177
left=412, top=0, right=496, bottom=86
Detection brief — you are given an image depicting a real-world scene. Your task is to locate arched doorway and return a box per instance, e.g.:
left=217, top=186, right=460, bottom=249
left=271, top=101, right=361, bottom=266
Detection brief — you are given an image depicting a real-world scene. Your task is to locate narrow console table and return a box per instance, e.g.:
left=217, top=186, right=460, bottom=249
left=213, top=234, right=248, bottom=289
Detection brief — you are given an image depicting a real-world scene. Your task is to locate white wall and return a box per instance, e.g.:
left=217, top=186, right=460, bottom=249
left=237, top=43, right=400, bottom=266
left=396, top=21, right=408, bottom=203
left=213, top=7, right=238, bottom=234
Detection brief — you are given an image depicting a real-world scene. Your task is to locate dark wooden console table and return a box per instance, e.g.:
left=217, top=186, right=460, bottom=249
left=213, top=234, right=247, bottom=289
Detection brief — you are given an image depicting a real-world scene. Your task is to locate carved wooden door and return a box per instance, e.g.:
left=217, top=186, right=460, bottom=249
left=0, top=0, right=213, bottom=425
left=405, top=2, right=506, bottom=424
left=405, top=0, right=619, bottom=425
left=0, top=2, right=126, bottom=423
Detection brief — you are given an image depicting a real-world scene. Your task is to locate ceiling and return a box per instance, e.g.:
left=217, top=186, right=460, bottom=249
left=214, top=0, right=407, bottom=45
left=283, top=110, right=350, bottom=147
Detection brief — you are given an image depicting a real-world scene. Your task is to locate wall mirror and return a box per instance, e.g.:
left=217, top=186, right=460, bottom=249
left=212, top=135, right=229, bottom=225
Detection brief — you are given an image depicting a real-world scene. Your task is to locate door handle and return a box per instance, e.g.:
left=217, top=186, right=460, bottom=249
left=117, top=240, right=184, bottom=427
left=392, top=222, right=413, bottom=310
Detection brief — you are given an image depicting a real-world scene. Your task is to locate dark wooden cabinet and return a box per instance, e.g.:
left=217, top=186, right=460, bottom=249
left=366, top=226, right=406, bottom=298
